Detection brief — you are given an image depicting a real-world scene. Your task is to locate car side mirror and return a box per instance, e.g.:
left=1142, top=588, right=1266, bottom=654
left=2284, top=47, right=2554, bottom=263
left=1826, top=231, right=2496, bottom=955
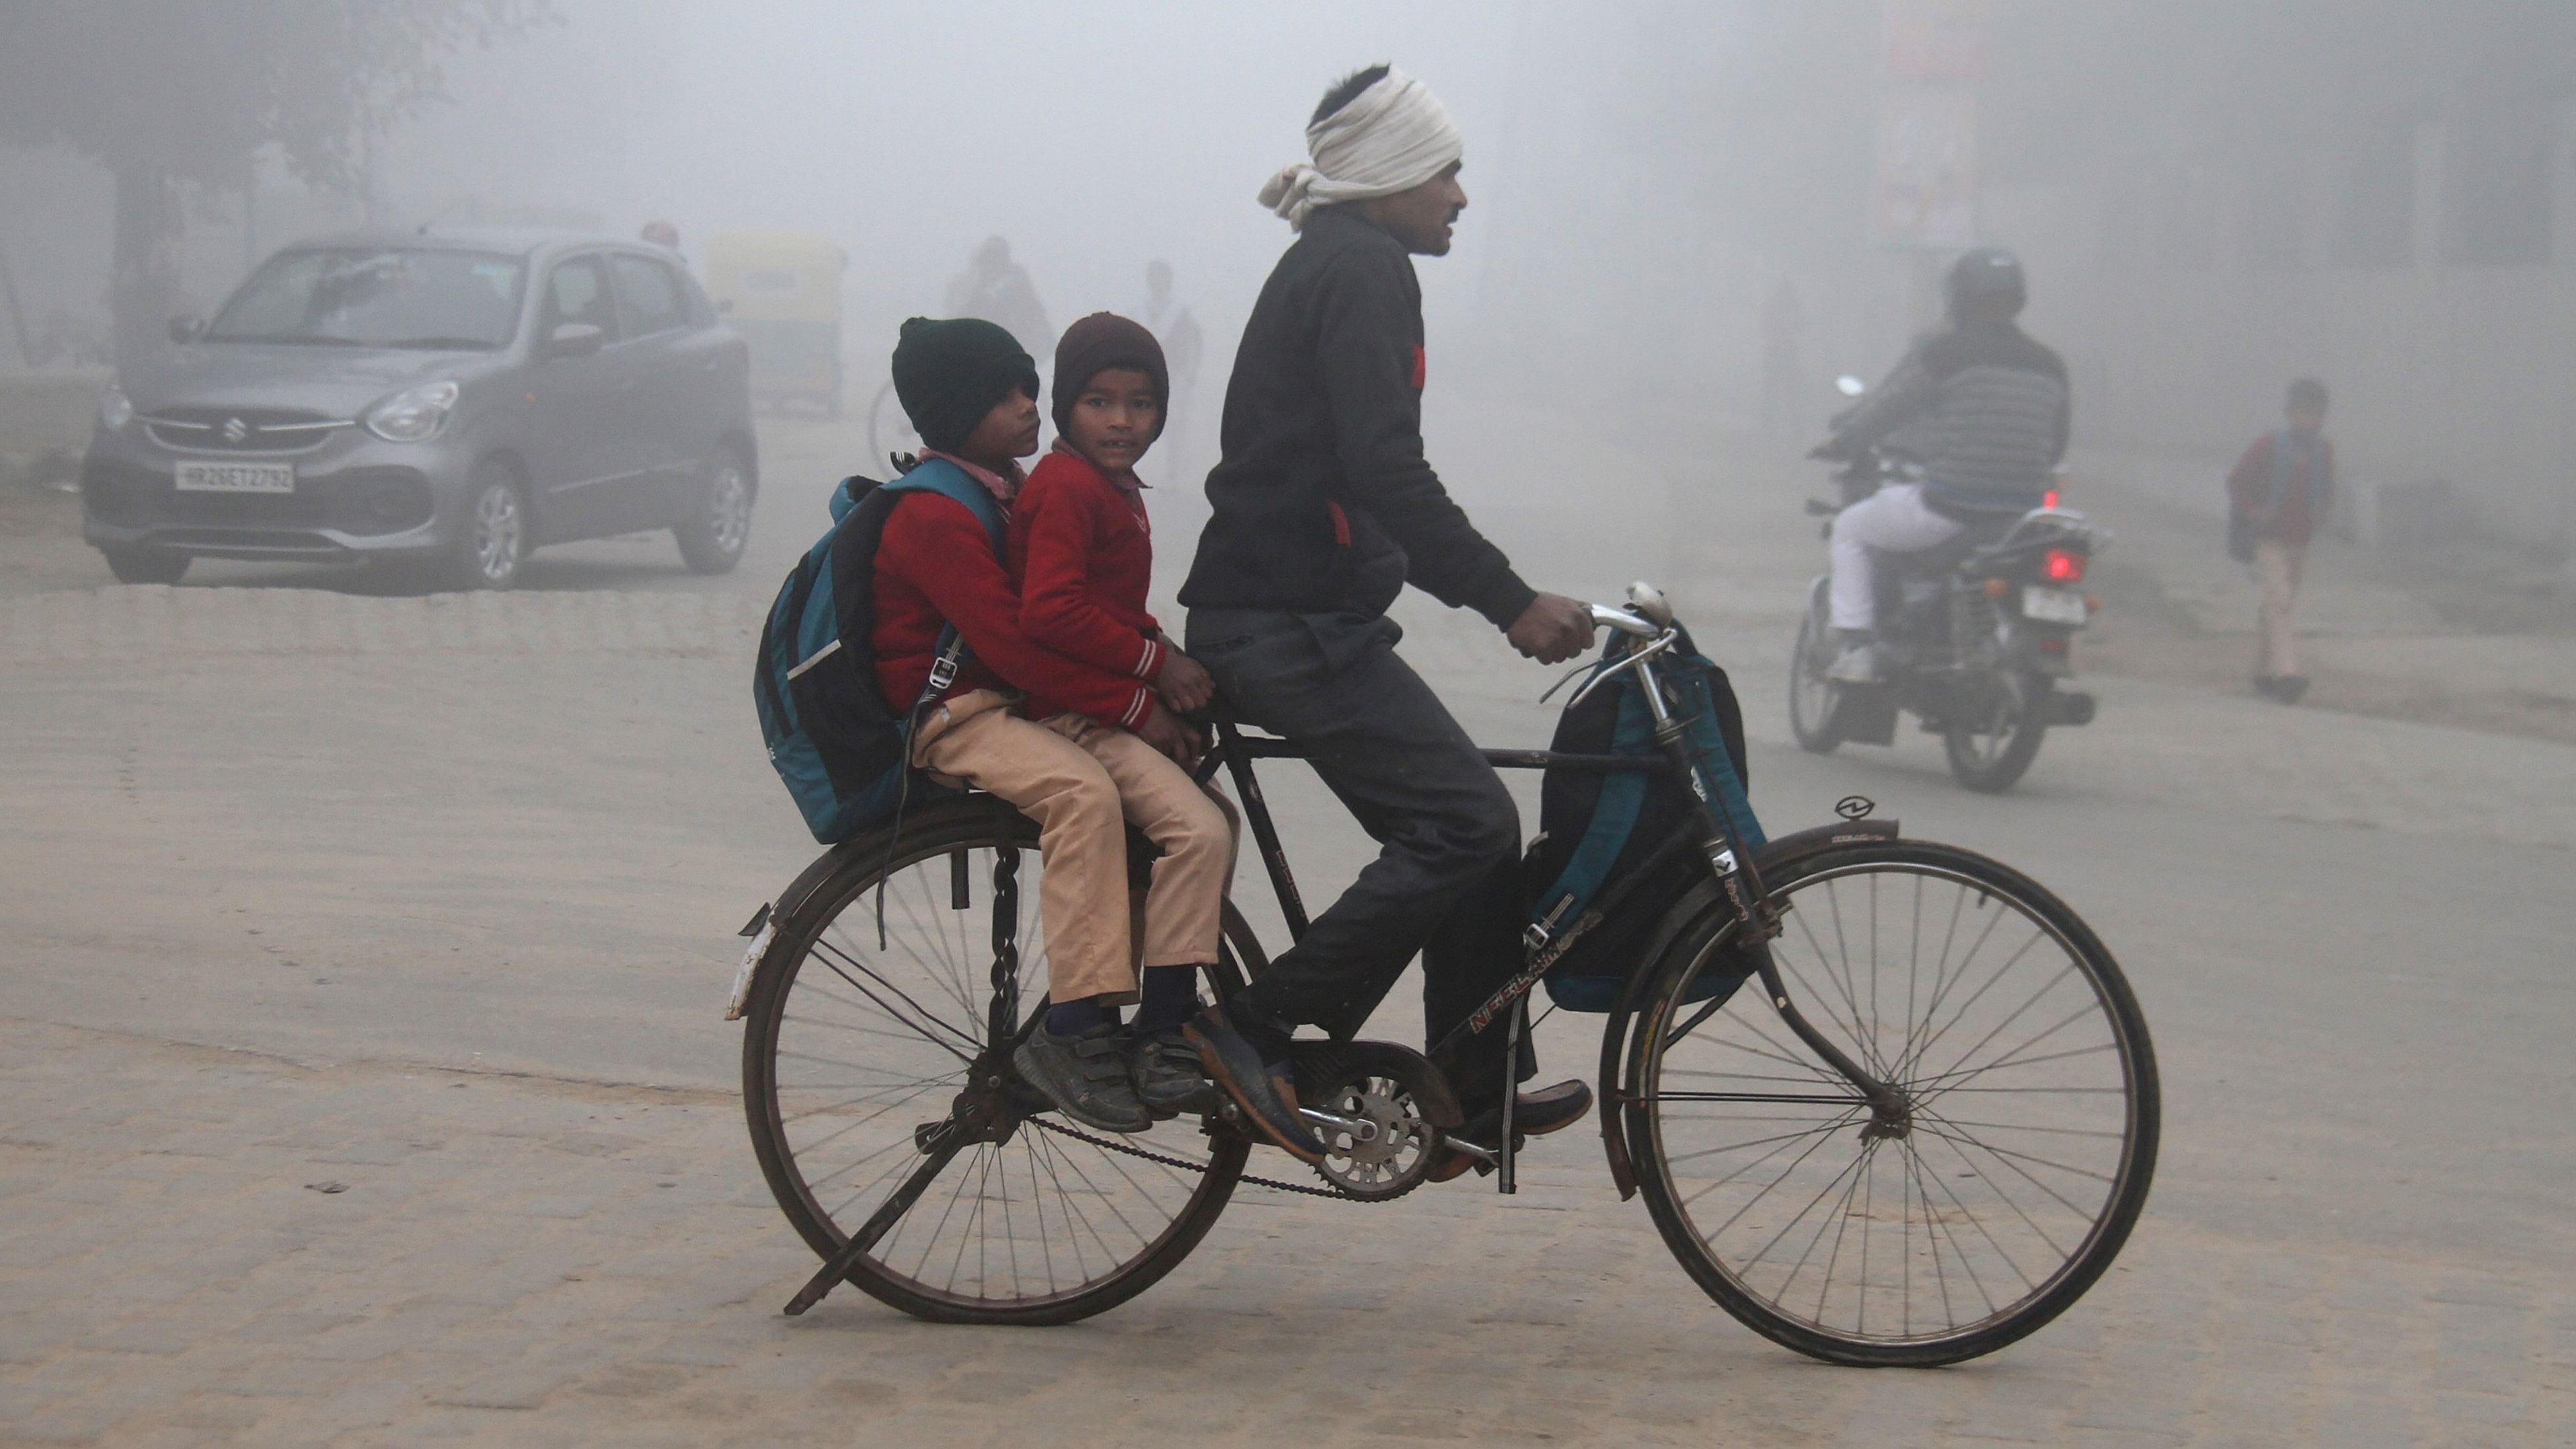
left=167, top=315, right=204, bottom=344
left=541, top=322, right=605, bottom=359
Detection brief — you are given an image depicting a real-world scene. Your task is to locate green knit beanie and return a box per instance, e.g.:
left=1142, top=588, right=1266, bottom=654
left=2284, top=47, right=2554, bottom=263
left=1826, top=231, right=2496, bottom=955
left=891, top=317, right=1039, bottom=453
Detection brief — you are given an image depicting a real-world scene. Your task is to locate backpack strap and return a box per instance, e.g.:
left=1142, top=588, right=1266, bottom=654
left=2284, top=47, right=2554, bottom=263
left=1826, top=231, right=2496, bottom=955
left=862, top=459, right=1014, bottom=948
left=876, top=457, right=1011, bottom=703
left=883, top=457, right=1008, bottom=553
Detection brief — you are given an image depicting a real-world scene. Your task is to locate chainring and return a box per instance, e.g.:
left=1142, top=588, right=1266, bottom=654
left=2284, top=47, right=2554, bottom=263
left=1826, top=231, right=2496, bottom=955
left=1293, top=1040, right=1458, bottom=1202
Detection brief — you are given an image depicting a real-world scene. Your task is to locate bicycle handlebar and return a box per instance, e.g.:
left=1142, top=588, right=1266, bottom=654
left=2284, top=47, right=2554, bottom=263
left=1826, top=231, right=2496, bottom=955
left=1586, top=581, right=1675, bottom=639
left=1587, top=603, right=1657, bottom=637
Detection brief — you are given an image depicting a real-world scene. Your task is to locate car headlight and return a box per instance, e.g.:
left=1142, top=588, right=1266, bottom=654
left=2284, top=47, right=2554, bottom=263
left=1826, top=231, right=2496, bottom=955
left=98, top=385, right=134, bottom=431
left=363, top=380, right=461, bottom=443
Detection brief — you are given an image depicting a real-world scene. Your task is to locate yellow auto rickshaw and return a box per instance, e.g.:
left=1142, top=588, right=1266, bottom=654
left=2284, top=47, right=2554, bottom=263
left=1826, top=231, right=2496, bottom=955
left=706, top=231, right=847, bottom=416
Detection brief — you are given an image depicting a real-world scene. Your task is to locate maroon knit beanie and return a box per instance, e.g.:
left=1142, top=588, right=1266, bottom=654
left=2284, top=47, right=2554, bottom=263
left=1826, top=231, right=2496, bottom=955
left=1051, top=312, right=1169, bottom=443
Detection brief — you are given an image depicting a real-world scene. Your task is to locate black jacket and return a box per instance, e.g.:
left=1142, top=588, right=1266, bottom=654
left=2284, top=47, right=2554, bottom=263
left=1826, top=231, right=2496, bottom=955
left=1180, top=207, right=1535, bottom=628
left=1830, top=318, right=2070, bottom=518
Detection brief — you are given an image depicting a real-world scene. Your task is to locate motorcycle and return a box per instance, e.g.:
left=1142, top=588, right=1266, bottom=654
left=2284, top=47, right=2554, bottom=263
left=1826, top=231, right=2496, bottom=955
left=1792, top=378, right=2105, bottom=792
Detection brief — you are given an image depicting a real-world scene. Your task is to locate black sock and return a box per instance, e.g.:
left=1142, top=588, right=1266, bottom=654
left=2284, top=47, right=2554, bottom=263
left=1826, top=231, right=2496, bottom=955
left=1045, top=997, right=1108, bottom=1036
left=1133, top=965, right=1203, bottom=1035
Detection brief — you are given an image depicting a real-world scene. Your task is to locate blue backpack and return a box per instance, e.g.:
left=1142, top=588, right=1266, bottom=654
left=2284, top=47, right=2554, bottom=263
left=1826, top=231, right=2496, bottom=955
left=1523, top=628, right=1765, bottom=1011
left=753, top=458, right=1006, bottom=844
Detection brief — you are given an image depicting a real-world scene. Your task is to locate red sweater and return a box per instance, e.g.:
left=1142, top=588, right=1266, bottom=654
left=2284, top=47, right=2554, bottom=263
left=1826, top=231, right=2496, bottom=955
left=2226, top=431, right=2335, bottom=547
left=872, top=488, right=1156, bottom=729
left=1010, top=445, right=1169, bottom=682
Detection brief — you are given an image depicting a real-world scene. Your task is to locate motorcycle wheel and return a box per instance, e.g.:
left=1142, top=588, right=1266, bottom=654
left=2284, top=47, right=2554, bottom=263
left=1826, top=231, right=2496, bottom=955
left=1788, top=577, right=1842, bottom=755
left=1944, top=668, right=2050, bottom=792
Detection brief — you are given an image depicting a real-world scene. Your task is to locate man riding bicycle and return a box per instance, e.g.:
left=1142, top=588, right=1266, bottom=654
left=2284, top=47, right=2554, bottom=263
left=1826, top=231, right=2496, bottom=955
left=1177, top=65, right=1598, bottom=1174
left=1811, top=247, right=2071, bottom=684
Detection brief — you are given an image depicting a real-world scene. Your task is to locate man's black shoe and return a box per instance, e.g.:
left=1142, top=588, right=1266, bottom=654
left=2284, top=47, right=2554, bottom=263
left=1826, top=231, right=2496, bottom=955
left=1429, top=1079, right=1594, bottom=1183
left=1131, top=1027, right=1225, bottom=1119
left=1182, top=1007, right=1326, bottom=1164
left=1012, top=1023, right=1151, bottom=1134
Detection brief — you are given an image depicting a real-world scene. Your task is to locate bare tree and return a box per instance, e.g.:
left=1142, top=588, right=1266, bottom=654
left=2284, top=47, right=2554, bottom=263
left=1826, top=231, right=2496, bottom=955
left=0, top=0, right=555, bottom=372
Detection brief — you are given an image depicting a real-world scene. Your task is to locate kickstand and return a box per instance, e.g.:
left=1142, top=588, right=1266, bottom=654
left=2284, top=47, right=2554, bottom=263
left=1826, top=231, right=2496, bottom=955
left=1497, top=998, right=1523, bottom=1195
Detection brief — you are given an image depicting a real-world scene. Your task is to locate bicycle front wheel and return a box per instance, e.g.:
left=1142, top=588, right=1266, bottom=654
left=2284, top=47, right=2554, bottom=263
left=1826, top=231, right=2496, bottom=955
left=1628, top=839, right=2158, bottom=1366
left=741, top=796, right=1256, bottom=1325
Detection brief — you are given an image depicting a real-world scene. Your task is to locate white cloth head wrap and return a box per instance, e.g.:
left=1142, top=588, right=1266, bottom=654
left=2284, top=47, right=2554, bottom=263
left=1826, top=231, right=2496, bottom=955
left=1258, top=67, right=1463, bottom=231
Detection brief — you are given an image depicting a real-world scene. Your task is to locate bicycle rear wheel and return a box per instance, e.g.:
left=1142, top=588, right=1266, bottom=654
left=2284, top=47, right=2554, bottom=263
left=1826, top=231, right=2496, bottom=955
left=741, top=796, right=1255, bottom=1325
left=1627, top=839, right=2158, bottom=1366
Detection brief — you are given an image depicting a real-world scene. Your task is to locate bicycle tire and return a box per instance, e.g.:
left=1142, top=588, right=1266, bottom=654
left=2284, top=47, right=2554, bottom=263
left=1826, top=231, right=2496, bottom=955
left=1626, top=838, right=2158, bottom=1366
left=1788, top=577, right=1842, bottom=755
left=1943, top=671, right=2050, bottom=793
left=741, top=795, right=1256, bottom=1325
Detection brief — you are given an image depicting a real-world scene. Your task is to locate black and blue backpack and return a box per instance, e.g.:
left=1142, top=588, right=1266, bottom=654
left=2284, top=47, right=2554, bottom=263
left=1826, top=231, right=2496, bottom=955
left=1523, top=627, right=1765, bottom=1011
left=753, top=457, right=1006, bottom=844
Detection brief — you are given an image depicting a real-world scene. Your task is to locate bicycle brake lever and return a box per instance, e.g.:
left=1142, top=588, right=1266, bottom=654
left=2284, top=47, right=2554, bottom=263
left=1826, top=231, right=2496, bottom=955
left=1540, top=657, right=1607, bottom=704
left=1565, top=652, right=1646, bottom=711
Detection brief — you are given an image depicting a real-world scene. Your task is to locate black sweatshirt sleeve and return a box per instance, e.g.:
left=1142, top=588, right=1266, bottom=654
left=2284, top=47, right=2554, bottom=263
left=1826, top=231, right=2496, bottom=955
left=1313, top=246, right=1537, bottom=630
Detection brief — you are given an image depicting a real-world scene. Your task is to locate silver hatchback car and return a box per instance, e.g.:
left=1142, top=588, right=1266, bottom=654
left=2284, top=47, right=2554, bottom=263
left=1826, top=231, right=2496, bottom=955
left=83, top=229, right=756, bottom=589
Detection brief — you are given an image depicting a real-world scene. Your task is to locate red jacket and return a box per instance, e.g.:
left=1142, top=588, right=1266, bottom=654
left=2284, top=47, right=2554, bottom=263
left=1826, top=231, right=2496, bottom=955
left=2226, top=430, right=2335, bottom=547
left=1010, top=445, right=1169, bottom=683
left=872, top=488, right=1156, bottom=729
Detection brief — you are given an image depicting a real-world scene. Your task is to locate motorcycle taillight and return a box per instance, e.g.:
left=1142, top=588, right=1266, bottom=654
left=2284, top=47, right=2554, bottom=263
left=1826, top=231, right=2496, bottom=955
left=2041, top=548, right=2087, bottom=584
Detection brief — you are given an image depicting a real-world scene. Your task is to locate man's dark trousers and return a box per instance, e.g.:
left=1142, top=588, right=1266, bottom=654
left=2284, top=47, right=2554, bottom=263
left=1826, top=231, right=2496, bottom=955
left=1186, top=607, right=1529, bottom=1104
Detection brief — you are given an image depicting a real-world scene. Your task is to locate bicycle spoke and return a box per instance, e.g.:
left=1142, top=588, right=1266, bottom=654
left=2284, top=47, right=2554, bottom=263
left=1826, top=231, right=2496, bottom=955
left=806, top=937, right=981, bottom=1063
left=1645, top=852, right=2150, bottom=1354
left=755, top=827, right=1244, bottom=1316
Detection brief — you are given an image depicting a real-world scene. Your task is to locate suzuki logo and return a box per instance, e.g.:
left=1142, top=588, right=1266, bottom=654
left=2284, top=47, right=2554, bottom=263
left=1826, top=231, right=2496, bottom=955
left=221, top=416, right=250, bottom=444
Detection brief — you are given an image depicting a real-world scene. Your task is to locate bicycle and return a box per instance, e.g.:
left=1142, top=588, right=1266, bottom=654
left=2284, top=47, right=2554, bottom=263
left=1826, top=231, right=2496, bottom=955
left=728, top=583, right=2160, bottom=1366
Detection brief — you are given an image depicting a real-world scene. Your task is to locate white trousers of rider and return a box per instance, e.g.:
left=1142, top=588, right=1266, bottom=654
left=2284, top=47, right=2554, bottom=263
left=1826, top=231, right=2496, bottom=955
left=1828, top=482, right=1965, bottom=632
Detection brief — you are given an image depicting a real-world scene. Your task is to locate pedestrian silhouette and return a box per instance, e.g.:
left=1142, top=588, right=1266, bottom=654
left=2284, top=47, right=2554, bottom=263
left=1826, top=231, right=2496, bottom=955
left=944, top=235, right=1051, bottom=355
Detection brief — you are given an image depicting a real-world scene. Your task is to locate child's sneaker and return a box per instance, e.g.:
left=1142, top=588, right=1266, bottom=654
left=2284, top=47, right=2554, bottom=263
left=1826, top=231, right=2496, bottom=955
left=1013, top=1022, right=1152, bottom=1134
left=1130, top=1028, right=1225, bottom=1118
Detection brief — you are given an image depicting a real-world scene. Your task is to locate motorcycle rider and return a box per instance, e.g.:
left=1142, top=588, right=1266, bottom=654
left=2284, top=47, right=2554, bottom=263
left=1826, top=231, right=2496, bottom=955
left=1811, top=248, right=2070, bottom=683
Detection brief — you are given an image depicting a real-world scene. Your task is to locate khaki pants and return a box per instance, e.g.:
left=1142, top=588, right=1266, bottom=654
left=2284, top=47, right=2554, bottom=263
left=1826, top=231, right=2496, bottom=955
left=912, top=692, right=1233, bottom=1004
left=2254, top=540, right=2306, bottom=678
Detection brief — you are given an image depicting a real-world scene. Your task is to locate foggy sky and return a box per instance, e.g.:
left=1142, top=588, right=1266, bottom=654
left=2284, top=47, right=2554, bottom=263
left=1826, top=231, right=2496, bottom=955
left=386, top=1, right=1533, bottom=371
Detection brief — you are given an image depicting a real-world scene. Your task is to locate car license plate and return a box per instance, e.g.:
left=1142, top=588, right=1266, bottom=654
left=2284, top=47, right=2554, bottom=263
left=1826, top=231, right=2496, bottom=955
left=175, top=459, right=295, bottom=494
left=2021, top=586, right=2087, bottom=626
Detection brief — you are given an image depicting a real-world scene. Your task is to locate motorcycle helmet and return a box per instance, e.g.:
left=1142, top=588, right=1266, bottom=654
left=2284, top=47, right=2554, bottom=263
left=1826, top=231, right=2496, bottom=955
left=1944, top=247, right=2027, bottom=322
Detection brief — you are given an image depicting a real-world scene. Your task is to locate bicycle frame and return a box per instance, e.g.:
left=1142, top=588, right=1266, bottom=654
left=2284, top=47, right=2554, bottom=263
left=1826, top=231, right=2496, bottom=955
left=1190, top=606, right=1908, bottom=1195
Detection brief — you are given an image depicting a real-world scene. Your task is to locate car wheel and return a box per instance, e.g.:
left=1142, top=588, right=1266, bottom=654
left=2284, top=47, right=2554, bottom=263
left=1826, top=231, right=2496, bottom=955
left=675, top=447, right=754, bottom=574
left=447, top=463, right=527, bottom=591
left=101, top=547, right=189, bottom=585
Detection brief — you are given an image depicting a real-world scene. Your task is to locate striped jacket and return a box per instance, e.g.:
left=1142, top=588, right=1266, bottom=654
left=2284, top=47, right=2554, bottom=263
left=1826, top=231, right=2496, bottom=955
left=1831, top=319, right=2071, bottom=519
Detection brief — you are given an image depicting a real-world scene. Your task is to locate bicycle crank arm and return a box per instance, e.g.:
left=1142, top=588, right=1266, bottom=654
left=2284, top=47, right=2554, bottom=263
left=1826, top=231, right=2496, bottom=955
left=784, top=1125, right=963, bottom=1315
left=1297, top=1107, right=1379, bottom=1142
left=1442, top=1138, right=1499, bottom=1166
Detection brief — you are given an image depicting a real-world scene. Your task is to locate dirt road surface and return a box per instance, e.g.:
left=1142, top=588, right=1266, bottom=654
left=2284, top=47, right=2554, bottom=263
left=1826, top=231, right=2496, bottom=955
left=4, top=408, right=2571, bottom=1444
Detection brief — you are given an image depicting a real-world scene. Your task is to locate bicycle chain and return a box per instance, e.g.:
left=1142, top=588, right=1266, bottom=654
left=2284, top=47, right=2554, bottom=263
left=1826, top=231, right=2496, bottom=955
left=1023, top=1114, right=1373, bottom=1201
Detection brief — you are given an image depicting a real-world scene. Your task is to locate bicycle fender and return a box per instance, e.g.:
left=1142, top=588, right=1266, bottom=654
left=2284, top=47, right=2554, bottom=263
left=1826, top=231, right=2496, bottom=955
left=1595, top=817, right=1901, bottom=1198
left=726, top=794, right=1018, bottom=1023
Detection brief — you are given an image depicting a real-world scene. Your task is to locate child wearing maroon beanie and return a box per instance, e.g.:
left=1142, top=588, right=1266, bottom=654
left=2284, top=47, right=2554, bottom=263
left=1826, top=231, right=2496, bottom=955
left=1008, top=313, right=1235, bottom=1127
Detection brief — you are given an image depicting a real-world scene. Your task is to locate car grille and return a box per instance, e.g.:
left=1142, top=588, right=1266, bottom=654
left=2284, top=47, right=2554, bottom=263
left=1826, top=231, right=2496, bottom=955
left=141, top=406, right=350, bottom=455
left=84, top=458, right=435, bottom=535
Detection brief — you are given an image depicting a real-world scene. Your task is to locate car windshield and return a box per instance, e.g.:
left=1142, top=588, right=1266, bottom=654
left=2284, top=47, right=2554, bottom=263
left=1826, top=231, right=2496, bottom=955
left=205, top=248, right=526, bottom=349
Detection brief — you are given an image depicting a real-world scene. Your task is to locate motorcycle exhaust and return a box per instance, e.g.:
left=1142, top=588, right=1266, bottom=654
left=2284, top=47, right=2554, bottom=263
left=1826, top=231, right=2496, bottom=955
left=2052, top=691, right=2098, bottom=727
